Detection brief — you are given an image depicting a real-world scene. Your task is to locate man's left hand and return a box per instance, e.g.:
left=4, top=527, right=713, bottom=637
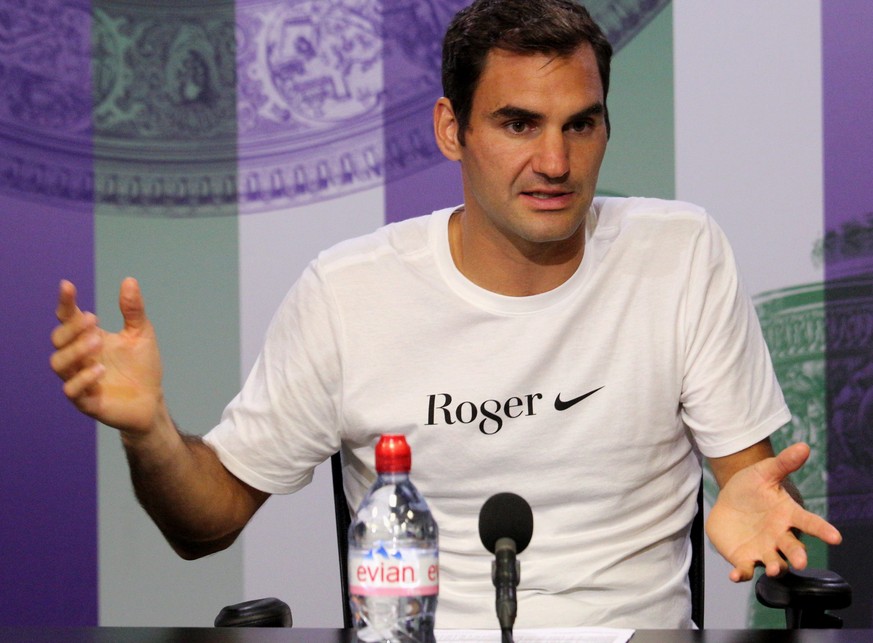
left=706, top=442, right=842, bottom=582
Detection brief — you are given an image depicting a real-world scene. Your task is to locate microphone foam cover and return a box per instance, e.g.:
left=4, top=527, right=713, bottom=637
left=478, top=492, right=534, bottom=554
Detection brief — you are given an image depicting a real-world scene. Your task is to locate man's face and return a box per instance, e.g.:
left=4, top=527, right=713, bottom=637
left=440, top=45, right=608, bottom=256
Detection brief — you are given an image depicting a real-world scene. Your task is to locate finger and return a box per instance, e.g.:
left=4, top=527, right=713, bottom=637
left=50, top=330, right=102, bottom=380
left=790, top=508, right=843, bottom=546
left=56, top=279, right=82, bottom=323
left=729, top=559, right=756, bottom=583
left=62, top=362, right=106, bottom=402
left=762, top=550, right=790, bottom=577
left=51, top=309, right=98, bottom=350
left=776, top=531, right=807, bottom=570
left=119, top=277, right=149, bottom=332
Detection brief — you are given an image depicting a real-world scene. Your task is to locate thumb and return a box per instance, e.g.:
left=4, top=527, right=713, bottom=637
left=767, top=442, right=811, bottom=482
left=118, top=277, right=149, bottom=332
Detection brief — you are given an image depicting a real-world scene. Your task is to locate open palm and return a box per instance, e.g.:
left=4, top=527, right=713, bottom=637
left=706, top=443, right=842, bottom=582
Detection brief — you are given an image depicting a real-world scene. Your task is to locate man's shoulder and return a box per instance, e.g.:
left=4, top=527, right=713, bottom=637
left=592, top=196, right=720, bottom=244
left=593, top=196, right=708, bottom=224
left=312, top=206, right=455, bottom=276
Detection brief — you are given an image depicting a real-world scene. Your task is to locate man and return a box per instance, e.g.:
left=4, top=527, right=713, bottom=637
left=51, top=0, right=841, bottom=629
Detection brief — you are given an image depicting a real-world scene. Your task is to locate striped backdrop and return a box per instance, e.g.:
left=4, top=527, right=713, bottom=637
left=1, top=0, right=870, bottom=629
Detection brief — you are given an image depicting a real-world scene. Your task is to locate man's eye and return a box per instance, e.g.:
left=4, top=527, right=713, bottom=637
left=569, top=120, right=592, bottom=133
left=507, top=121, right=529, bottom=134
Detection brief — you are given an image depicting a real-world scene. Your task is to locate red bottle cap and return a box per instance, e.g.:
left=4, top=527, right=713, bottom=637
left=375, top=434, right=412, bottom=473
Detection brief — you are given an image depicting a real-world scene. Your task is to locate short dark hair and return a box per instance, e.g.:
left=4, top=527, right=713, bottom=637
left=441, top=0, right=613, bottom=143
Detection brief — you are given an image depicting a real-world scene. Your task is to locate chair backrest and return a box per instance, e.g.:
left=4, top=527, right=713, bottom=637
left=330, top=451, right=353, bottom=628
left=689, top=483, right=705, bottom=628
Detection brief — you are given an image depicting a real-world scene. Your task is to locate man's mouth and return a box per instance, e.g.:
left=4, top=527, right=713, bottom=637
left=520, top=190, right=575, bottom=208
left=525, top=191, right=570, bottom=199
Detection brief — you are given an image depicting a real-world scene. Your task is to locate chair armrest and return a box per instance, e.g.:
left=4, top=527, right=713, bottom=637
left=755, top=568, right=851, bottom=611
left=756, top=568, right=851, bottom=629
left=214, top=597, right=293, bottom=627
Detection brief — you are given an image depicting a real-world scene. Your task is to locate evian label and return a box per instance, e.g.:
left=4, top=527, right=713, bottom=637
left=349, top=545, right=439, bottom=597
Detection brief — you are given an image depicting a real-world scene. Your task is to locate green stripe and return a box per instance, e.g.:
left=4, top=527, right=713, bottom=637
left=93, top=0, right=242, bottom=625
left=597, top=4, right=675, bottom=200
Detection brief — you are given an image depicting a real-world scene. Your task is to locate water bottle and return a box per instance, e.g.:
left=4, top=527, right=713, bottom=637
left=348, top=434, right=439, bottom=642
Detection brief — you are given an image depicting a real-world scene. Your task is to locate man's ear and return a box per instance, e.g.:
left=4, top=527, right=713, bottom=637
left=433, top=97, right=462, bottom=161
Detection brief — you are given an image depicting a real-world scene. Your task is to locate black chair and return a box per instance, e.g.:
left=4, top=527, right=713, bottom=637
left=216, top=459, right=851, bottom=629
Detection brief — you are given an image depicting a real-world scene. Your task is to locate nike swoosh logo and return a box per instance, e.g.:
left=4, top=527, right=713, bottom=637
left=554, top=386, right=604, bottom=411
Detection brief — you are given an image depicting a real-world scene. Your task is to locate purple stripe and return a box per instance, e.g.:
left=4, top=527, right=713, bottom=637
left=0, top=0, right=97, bottom=624
left=0, top=200, right=97, bottom=626
left=823, top=1, right=873, bottom=628
left=385, top=158, right=463, bottom=223
left=383, top=1, right=464, bottom=223
left=822, top=7, right=873, bottom=236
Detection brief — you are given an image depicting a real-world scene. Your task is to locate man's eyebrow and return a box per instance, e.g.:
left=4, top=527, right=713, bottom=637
left=489, top=105, right=542, bottom=122
left=489, top=102, right=606, bottom=123
left=568, top=102, right=606, bottom=122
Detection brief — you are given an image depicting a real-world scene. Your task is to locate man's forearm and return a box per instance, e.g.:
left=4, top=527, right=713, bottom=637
left=121, top=411, right=266, bottom=559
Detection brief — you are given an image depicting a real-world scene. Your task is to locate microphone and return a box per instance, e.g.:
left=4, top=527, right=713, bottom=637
left=478, top=493, right=534, bottom=642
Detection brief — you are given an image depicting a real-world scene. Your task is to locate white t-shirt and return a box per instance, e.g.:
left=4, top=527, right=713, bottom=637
left=204, top=197, right=790, bottom=629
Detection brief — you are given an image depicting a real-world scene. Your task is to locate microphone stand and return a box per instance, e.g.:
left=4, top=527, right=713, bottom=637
left=492, top=537, right=520, bottom=643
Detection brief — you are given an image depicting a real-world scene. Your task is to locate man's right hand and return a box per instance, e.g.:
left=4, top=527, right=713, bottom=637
left=51, top=278, right=165, bottom=436
left=51, top=278, right=268, bottom=558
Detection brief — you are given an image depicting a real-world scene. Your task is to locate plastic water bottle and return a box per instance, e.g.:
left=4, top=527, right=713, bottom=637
left=348, top=434, right=439, bottom=642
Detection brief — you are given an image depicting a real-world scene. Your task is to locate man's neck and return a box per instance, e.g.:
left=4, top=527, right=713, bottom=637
left=448, top=209, right=586, bottom=297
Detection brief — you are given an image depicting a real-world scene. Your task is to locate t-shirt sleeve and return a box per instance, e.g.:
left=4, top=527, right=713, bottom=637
left=679, top=214, right=791, bottom=458
left=203, top=260, right=343, bottom=494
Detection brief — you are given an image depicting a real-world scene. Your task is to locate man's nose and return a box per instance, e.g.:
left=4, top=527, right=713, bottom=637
left=531, top=130, right=570, bottom=180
